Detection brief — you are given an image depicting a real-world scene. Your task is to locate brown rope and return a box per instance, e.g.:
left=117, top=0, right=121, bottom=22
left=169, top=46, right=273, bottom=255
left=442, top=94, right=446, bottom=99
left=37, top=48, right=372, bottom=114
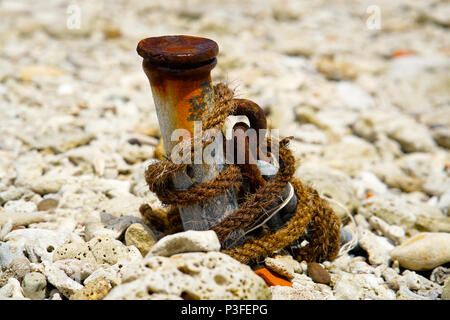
left=143, top=83, right=341, bottom=264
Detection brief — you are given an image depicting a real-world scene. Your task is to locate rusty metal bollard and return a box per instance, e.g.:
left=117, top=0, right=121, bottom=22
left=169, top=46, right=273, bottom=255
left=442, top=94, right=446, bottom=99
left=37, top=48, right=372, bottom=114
left=137, top=35, right=240, bottom=243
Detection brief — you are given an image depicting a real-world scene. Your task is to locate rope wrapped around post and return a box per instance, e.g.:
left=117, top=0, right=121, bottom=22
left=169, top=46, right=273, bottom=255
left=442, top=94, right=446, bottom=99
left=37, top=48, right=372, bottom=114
left=143, top=83, right=341, bottom=264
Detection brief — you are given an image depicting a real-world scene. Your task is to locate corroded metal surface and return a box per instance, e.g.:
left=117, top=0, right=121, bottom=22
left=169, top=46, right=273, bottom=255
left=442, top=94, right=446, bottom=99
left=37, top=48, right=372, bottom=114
left=138, top=35, right=239, bottom=240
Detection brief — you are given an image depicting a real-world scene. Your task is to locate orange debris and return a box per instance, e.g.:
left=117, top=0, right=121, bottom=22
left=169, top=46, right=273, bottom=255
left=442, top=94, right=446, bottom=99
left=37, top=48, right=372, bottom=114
left=391, top=50, right=416, bottom=58
left=254, top=268, right=292, bottom=287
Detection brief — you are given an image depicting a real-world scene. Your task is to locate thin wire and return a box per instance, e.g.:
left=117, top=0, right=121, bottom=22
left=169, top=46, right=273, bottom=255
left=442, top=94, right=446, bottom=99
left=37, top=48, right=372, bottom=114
left=321, top=195, right=359, bottom=256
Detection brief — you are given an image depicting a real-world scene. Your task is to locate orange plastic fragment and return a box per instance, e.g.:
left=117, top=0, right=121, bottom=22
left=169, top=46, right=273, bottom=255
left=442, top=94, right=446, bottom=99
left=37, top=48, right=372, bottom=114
left=254, top=268, right=292, bottom=287
left=391, top=50, right=416, bottom=58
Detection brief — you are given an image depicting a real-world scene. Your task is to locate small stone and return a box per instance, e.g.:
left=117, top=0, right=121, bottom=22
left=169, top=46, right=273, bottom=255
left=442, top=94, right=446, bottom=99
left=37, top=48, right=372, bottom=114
left=87, top=236, right=141, bottom=265
left=307, top=262, right=331, bottom=284
left=368, top=216, right=405, bottom=244
left=70, top=277, right=111, bottom=300
left=149, top=230, right=220, bottom=257
left=0, top=256, right=31, bottom=287
left=127, top=138, right=141, bottom=146
left=0, top=187, right=34, bottom=206
left=53, top=242, right=97, bottom=264
left=52, top=259, right=99, bottom=282
left=43, top=261, right=83, bottom=298
left=8, top=256, right=31, bottom=281
left=4, top=228, right=72, bottom=263
left=37, top=198, right=59, bottom=211
left=84, top=212, right=144, bottom=241
left=358, top=229, right=394, bottom=266
left=124, top=223, right=157, bottom=257
left=442, top=281, right=450, bottom=300
left=0, top=242, right=24, bottom=269
left=22, top=272, right=47, bottom=300
left=265, top=255, right=302, bottom=280
left=0, top=278, right=26, bottom=299
left=271, top=273, right=335, bottom=300
left=333, top=272, right=396, bottom=300
left=390, top=232, right=450, bottom=271
left=0, top=211, right=51, bottom=227
left=430, top=266, right=450, bottom=285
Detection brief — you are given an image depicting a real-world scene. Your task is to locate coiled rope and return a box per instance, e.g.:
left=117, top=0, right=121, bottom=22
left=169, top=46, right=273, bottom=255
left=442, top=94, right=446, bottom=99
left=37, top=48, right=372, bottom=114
left=143, top=83, right=341, bottom=264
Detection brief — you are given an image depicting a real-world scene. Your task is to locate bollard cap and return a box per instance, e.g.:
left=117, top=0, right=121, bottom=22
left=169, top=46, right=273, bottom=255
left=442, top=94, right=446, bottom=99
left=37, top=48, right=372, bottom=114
left=137, top=35, right=219, bottom=70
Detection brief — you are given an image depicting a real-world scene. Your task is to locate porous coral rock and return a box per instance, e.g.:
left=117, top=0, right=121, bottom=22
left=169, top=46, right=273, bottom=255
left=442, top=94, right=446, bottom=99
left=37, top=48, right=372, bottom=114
left=265, top=255, right=303, bottom=279
left=105, top=252, right=270, bottom=300
left=149, top=230, right=221, bottom=257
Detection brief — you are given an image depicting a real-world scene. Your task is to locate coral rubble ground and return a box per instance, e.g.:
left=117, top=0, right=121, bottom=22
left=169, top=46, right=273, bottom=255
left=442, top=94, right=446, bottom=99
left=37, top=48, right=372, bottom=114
left=0, top=0, right=449, bottom=300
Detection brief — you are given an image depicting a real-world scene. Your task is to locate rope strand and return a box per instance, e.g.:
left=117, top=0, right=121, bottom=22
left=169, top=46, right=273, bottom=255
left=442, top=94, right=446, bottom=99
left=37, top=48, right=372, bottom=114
left=143, top=83, right=341, bottom=264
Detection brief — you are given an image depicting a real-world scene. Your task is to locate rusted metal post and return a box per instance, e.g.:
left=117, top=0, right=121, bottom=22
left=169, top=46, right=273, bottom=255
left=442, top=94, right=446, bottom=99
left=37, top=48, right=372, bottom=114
left=137, top=35, right=239, bottom=240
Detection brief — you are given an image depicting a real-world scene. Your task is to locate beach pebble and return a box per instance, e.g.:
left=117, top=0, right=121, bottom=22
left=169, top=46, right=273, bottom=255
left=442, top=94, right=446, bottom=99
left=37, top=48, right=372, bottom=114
left=84, top=212, right=144, bottom=241
left=442, top=281, right=450, bottom=300
left=0, top=242, right=24, bottom=269
left=390, top=233, right=450, bottom=271
left=0, top=187, right=34, bottom=206
left=307, top=262, right=331, bottom=284
left=358, top=229, right=394, bottom=266
left=71, top=277, right=111, bottom=300
left=52, top=259, right=99, bottom=282
left=0, top=256, right=31, bottom=287
left=124, top=223, right=157, bottom=256
left=43, top=261, right=83, bottom=298
left=358, top=194, right=416, bottom=229
left=333, top=272, right=396, bottom=300
left=4, top=228, right=72, bottom=263
left=88, top=236, right=141, bottom=265
left=37, top=198, right=59, bottom=211
left=0, top=278, right=26, bottom=299
left=53, top=242, right=97, bottom=264
left=265, top=255, right=303, bottom=279
left=368, top=216, right=405, bottom=244
left=22, top=272, right=47, bottom=300
left=149, top=230, right=221, bottom=257
left=54, top=236, right=140, bottom=266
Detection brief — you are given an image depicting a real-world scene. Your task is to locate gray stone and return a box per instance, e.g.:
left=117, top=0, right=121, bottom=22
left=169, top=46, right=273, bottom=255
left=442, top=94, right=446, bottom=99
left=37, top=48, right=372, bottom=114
left=84, top=212, right=144, bottom=241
